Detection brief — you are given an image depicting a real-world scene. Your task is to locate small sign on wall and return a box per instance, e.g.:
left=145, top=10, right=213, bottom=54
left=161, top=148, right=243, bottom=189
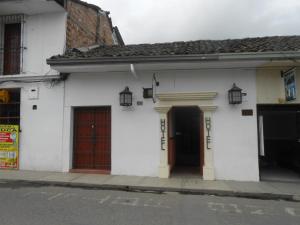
left=283, top=68, right=297, bottom=101
left=241, top=109, right=253, bottom=116
left=28, top=87, right=39, bottom=100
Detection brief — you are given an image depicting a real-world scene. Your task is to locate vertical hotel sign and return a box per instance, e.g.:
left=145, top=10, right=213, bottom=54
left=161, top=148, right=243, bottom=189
left=0, top=125, right=19, bottom=169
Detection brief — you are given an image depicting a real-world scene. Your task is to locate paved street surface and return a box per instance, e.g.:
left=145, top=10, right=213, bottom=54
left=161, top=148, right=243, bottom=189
left=0, top=181, right=299, bottom=225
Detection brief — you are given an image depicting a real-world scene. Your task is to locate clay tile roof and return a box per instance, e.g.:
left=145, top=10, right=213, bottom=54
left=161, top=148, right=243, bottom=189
left=50, top=36, right=300, bottom=60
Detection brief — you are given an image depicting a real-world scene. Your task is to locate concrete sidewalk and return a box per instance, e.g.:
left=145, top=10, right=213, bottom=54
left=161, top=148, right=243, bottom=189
left=0, top=170, right=300, bottom=201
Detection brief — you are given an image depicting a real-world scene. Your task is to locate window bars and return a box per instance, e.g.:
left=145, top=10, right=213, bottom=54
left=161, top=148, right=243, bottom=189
left=0, top=14, right=25, bottom=75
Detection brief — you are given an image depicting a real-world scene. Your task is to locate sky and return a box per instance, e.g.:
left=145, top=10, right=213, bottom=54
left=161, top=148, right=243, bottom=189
left=86, top=0, right=300, bottom=45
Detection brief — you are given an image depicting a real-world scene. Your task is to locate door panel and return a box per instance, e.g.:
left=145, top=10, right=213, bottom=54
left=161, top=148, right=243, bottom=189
left=73, top=107, right=111, bottom=171
left=168, top=109, right=176, bottom=171
left=4, top=23, right=21, bottom=75
left=200, top=111, right=204, bottom=175
left=94, top=108, right=111, bottom=170
left=73, top=109, right=94, bottom=169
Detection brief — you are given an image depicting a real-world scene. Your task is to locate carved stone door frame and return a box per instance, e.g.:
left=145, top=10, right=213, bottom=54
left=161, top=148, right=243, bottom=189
left=154, top=92, right=218, bottom=180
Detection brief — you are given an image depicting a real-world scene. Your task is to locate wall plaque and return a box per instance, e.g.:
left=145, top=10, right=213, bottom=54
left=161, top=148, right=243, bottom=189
left=242, top=109, right=253, bottom=116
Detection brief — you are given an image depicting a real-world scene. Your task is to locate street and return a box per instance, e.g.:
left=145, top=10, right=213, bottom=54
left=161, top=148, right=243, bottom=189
left=0, top=181, right=299, bottom=225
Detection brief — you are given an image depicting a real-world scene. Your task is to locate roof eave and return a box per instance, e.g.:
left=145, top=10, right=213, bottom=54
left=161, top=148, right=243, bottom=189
left=47, top=51, right=300, bottom=66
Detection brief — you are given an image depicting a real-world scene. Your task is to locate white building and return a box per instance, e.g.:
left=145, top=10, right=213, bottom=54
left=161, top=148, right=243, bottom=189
left=47, top=37, right=300, bottom=181
left=0, top=0, right=67, bottom=171
left=0, top=0, right=122, bottom=172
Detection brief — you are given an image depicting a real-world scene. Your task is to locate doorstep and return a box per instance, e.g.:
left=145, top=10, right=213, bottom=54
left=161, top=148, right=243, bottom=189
left=69, top=169, right=110, bottom=175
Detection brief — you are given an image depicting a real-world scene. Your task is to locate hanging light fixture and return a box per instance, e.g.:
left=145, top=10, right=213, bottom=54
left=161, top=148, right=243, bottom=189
left=228, top=83, right=247, bottom=104
left=119, top=86, right=133, bottom=106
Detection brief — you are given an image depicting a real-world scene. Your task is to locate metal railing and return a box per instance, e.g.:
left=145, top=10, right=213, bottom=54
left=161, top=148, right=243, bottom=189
left=0, top=14, right=25, bottom=75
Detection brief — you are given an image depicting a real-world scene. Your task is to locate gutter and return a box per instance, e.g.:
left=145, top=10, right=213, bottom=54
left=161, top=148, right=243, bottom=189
left=0, top=74, right=61, bottom=84
left=47, top=51, right=300, bottom=66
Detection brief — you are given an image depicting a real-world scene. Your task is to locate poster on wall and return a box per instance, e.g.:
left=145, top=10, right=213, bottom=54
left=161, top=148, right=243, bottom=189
left=0, top=125, right=19, bottom=169
left=283, top=68, right=297, bottom=101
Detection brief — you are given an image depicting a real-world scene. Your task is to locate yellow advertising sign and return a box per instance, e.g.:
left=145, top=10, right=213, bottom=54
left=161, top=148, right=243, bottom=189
left=0, top=125, right=19, bottom=169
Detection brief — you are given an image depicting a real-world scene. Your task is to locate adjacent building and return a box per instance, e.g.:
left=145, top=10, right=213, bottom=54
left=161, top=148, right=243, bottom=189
left=0, top=0, right=123, bottom=171
left=47, top=36, right=300, bottom=181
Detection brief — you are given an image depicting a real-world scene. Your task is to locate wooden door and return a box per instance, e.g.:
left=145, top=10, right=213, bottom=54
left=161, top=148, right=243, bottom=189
left=199, top=111, right=204, bottom=175
left=168, top=109, right=176, bottom=171
left=4, top=23, right=21, bottom=75
left=73, top=107, right=111, bottom=172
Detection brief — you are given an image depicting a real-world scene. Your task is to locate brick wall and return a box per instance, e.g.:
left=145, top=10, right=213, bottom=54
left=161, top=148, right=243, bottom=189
left=99, top=13, right=113, bottom=46
left=66, top=0, right=114, bottom=49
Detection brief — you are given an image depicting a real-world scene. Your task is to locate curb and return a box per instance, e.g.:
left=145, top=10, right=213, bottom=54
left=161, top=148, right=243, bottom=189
left=1, top=179, right=299, bottom=202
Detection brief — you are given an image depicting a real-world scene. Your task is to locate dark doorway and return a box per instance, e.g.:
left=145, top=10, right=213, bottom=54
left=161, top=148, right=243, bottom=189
left=257, top=104, right=300, bottom=182
left=72, top=107, right=111, bottom=173
left=0, top=89, right=20, bottom=125
left=168, top=106, right=203, bottom=176
left=3, top=23, right=21, bottom=75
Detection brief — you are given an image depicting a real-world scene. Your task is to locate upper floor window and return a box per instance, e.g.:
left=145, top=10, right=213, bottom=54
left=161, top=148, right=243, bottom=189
left=0, top=15, right=24, bottom=76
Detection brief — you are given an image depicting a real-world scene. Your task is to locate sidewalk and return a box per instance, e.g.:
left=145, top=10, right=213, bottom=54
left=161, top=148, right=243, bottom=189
left=0, top=170, right=300, bottom=201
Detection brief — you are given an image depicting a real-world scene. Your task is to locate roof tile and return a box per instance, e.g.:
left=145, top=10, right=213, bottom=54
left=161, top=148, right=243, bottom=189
left=50, top=36, right=300, bottom=60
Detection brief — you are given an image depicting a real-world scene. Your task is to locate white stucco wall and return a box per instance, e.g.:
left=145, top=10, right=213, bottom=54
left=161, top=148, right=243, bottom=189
left=0, top=12, right=67, bottom=171
left=23, top=12, right=67, bottom=76
left=62, top=67, right=259, bottom=181
left=62, top=72, right=161, bottom=176
left=0, top=82, right=65, bottom=171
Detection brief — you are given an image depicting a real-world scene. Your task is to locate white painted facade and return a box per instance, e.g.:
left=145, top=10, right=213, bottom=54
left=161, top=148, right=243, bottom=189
left=0, top=4, right=67, bottom=171
left=59, top=62, right=260, bottom=181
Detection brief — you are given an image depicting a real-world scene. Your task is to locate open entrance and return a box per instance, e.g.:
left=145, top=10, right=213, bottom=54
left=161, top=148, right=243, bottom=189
left=257, top=104, right=300, bottom=182
left=168, top=106, right=204, bottom=176
left=72, top=107, right=111, bottom=174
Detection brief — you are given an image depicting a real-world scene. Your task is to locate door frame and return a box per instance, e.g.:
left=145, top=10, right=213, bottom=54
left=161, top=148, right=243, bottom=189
left=154, top=91, right=217, bottom=180
left=70, top=106, right=111, bottom=174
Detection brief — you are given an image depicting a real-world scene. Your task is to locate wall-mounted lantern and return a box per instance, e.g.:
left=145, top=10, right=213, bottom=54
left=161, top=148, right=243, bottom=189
left=143, top=73, right=160, bottom=102
left=119, top=86, right=132, bottom=106
left=143, top=88, right=153, bottom=98
left=228, top=83, right=247, bottom=104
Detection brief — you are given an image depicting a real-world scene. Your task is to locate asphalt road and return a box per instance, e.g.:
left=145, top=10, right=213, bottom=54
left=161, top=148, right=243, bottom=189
left=0, top=181, right=299, bottom=225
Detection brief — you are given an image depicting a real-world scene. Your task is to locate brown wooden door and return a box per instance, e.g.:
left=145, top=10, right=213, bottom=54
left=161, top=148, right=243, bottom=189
left=73, top=107, right=111, bottom=172
left=4, top=23, right=21, bottom=75
left=168, top=109, right=176, bottom=171
left=199, top=111, right=204, bottom=176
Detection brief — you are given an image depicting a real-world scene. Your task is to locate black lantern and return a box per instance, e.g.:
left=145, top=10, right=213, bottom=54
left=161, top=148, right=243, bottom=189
left=143, top=88, right=153, bottom=98
left=119, top=86, right=132, bottom=106
left=228, top=83, right=246, bottom=104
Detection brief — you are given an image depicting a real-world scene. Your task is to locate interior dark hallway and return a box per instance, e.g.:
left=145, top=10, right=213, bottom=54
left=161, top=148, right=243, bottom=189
left=169, top=106, right=203, bottom=176
left=258, top=104, right=300, bottom=182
